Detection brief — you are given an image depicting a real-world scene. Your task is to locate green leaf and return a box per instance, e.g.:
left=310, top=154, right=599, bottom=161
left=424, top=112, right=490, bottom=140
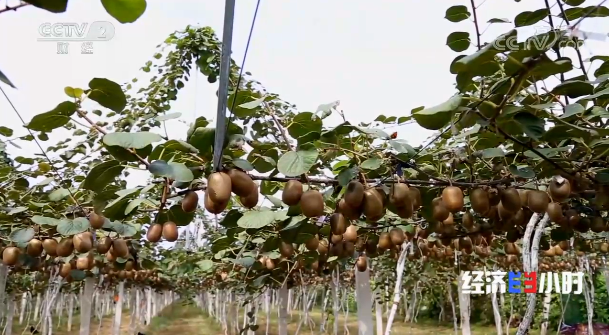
left=389, top=140, right=415, bottom=156
left=103, top=132, right=162, bottom=149
left=87, top=78, right=127, bottom=112
left=27, top=101, right=77, bottom=132
left=82, top=160, right=125, bottom=192
left=48, top=188, right=70, bottom=201
left=413, top=95, right=462, bottom=130
left=70, top=270, right=86, bottom=281
left=155, top=112, right=182, bottom=121
left=514, top=9, right=549, bottom=27
left=513, top=112, right=545, bottom=140
left=124, top=198, right=146, bottom=215
left=337, top=167, right=358, bottom=186
left=10, top=228, right=34, bottom=243
left=24, top=0, right=68, bottom=13
left=562, top=6, right=609, bottom=21
left=111, top=222, right=138, bottom=237
left=508, top=164, right=535, bottom=178
left=237, top=211, right=276, bottom=229
left=551, top=80, right=593, bottom=98
left=57, top=218, right=90, bottom=236
left=452, top=30, right=516, bottom=74
left=288, top=112, right=323, bottom=139
left=64, top=87, right=84, bottom=98
left=156, top=205, right=195, bottom=226
left=101, top=0, right=147, bottom=23
left=238, top=96, right=266, bottom=109
left=560, top=104, right=585, bottom=118
left=168, top=162, right=194, bottom=182
left=445, top=5, right=471, bottom=22
left=0, top=127, right=12, bottom=137
left=197, top=260, right=214, bottom=272
left=488, top=18, right=511, bottom=23
left=361, top=158, right=382, bottom=170
left=277, top=149, right=318, bottom=177
left=446, top=32, right=471, bottom=52
left=481, top=148, right=505, bottom=158
left=232, top=158, right=254, bottom=171
left=8, top=207, right=27, bottom=215
left=188, top=127, right=215, bottom=157
left=581, top=87, right=609, bottom=100
left=0, top=68, right=16, bottom=88
left=563, top=0, right=586, bottom=5
left=31, top=216, right=60, bottom=226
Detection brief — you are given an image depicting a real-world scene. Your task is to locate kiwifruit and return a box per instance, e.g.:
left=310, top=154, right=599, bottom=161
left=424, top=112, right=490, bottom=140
left=27, top=239, right=43, bottom=257
left=518, top=190, right=530, bottom=208
left=591, top=217, right=605, bottom=233
left=389, top=228, right=405, bottom=246
left=112, top=239, right=129, bottom=258
left=575, top=217, right=589, bottom=233
left=59, top=263, right=72, bottom=277
left=505, top=242, right=519, bottom=255
left=470, top=188, right=490, bottom=214
left=344, top=181, right=365, bottom=208
left=300, top=190, right=325, bottom=218
left=125, top=260, right=134, bottom=271
left=204, top=189, right=228, bottom=214
left=553, top=245, right=564, bottom=256
left=76, top=256, right=89, bottom=270
left=207, top=172, right=232, bottom=204
left=97, top=236, right=112, bottom=254
left=389, top=183, right=410, bottom=207
left=543, top=247, right=556, bottom=257
left=162, top=222, right=179, bottom=242
left=279, top=241, right=294, bottom=258
left=57, top=238, right=74, bottom=257
left=305, top=235, right=319, bottom=251
left=512, top=210, right=526, bottom=227
left=343, top=242, right=356, bottom=256
left=600, top=242, right=609, bottom=253
left=378, top=232, right=392, bottom=250
left=282, top=180, right=304, bottom=206
left=89, top=212, right=106, bottom=229
left=500, top=188, right=521, bottom=212
left=394, top=202, right=413, bottom=219
left=42, top=239, right=58, bottom=256
left=337, top=199, right=362, bottom=220
left=2, top=247, right=20, bottom=266
left=443, top=212, right=454, bottom=225
left=239, top=182, right=259, bottom=209
left=146, top=224, right=163, bottom=243
left=462, top=211, right=474, bottom=229
left=362, top=189, right=385, bottom=221
left=546, top=203, right=563, bottom=223
left=330, top=213, right=349, bottom=235
left=181, top=191, right=199, bottom=213
left=549, top=176, right=571, bottom=202
left=331, top=234, right=343, bottom=244
left=565, top=209, right=580, bottom=227
left=408, top=187, right=422, bottom=210
left=343, top=225, right=358, bottom=243
left=356, top=255, right=367, bottom=272
left=317, top=239, right=329, bottom=254
left=73, top=232, right=93, bottom=253
left=442, top=186, right=464, bottom=212
left=432, top=198, right=450, bottom=222
left=558, top=240, right=570, bottom=251
left=227, top=169, right=255, bottom=197
left=528, top=191, right=549, bottom=213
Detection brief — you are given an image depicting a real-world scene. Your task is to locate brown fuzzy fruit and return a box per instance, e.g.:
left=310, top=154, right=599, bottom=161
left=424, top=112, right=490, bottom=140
left=345, top=181, right=365, bottom=209
left=500, top=188, right=522, bottom=212
left=146, top=224, right=163, bottom=243
left=112, top=239, right=129, bottom=258
left=162, top=222, right=179, bottom=242
left=408, top=187, right=422, bottom=210
left=279, top=241, right=294, bottom=258
left=89, top=212, right=106, bottom=229
left=204, top=189, right=228, bottom=214
left=470, top=188, right=490, bottom=214
left=432, top=198, right=450, bottom=222
left=389, top=228, right=405, bottom=246
left=330, top=213, right=349, bottom=235
left=2, top=247, right=20, bottom=266
left=546, top=203, right=564, bottom=223
left=337, top=199, right=361, bottom=220
left=343, top=225, right=358, bottom=243
left=73, top=232, right=93, bottom=253
left=227, top=169, right=255, bottom=197
left=97, top=236, right=112, bottom=254
left=549, top=176, right=571, bottom=202
left=528, top=191, right=550, bottom=213
left=207, top=172, right=232, bottom=204
left=442, top=186, right=464, bottom=213
left=57, top=238, right=74, bottom=257
left=282, top=180, right=304, bottom=206
left=356, top=256, right=367, bottom=272
left=59, top=263, right=72, bottom=277
left=181, top=191, right=199, bottom=213
left=27, top=239, right=43, bottom=257
left=300, top=190, right=325, bottom=218
left=42, top=239, right=58, bottom=256
left=389, top=183, right=411, bottom=207
left=305, top=235, right=319, bottom=251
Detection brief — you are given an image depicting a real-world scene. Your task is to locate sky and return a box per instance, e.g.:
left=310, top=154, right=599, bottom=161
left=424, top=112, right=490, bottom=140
left=1, top=0, right=608, bottom=247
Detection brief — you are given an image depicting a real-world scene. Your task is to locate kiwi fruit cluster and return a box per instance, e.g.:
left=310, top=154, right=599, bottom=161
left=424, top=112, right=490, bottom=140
left=204, top=169, right=259, bottom=214
left=281, top=180, right=325, bottom=217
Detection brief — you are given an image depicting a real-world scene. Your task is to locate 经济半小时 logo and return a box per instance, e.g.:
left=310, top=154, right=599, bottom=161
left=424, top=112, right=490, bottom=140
left=460, top=270, right=584, bottom=294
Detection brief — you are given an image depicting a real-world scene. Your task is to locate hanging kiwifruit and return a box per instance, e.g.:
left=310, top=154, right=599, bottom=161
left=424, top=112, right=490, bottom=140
left=528, top=190, right=550, bottom=213
left=432, top=198, right=450, bottom=222
left=575, top=217, right=589, bottom=233
left=146, top=224, right=163, bottom=243
left=207, top=172, right=232, bottom=204
left=73, top=232, right=93, bottom=253
left=239, top=182, right=259, bottom=209
left=362, top=189, right=385, bottom=221
left=292, top=190, right=323, bottom=218
left=488, top=188, right=501, bottom=206
left=462, top=211, right=474, bottom=229
left=500, top=188, right=521, bottom=212
left=59, top=263, right=72, bottom=278
left=2, top=247, right=20, bottom=266
left=389, top=228, right=405, bottom=246
left=317, top=239, right=329, bottom=254
left=162, top=222, right=179, bottom=242
left=27, top=239, right=43, bottom=257
left=89, top=212, right=106, bottom=229
left=282, top=180, right=304, bottom=206
left=553, top=245, right=564, bottom=256
left=96, top=236, right=112, bottom=254
left=279, top=241, right=295, bottom=258
left=505, top=242, right=519, bottom=255
left=443, top=212, right=454, bottom=225
left=227, top=169, right=255, bottom=197
left=590, top=217, right=605, bottom=233
left=112, top=239, right=129, bottom=258
left=76, top=256, right=90, bottom=270
left=518, top=190, right=530, bottom=208
left=389, top=183, right=410, bottom=207
left=470, top=188, right=490, bottom=214
left=356, top=255, right=367, bottom=272
left=57, top=238, right=74, bottom=257
left=305, top=235, right=319, bottom=251
left=378, top=232, right=392, bottom=251
left=343, top=225, right=358, bottom=243
left=337, top=199, right=362, bottom=220
left=549, top=176, right=571, bottom=202
left=42, top=239, right=58, bottom=256
left=181, top=191, right=199, bottom=213
left=331, top=234, right=343, bottom=244
left=330, top=213, right=349, bottom=235
left=204, top=189, right=228, bottom=214
left=394, top=202, right=413, bottom=219
left=408, top=187, right=422, bottom=210
left=442, top=186, right=464, bottom=212
left=546, top=203, right=563, bottom=223
left=345, top=181, right=365, bottom=209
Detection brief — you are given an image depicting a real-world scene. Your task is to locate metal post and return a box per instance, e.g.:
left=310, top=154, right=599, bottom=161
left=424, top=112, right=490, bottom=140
left=212, top=0, right=237, bottom=171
